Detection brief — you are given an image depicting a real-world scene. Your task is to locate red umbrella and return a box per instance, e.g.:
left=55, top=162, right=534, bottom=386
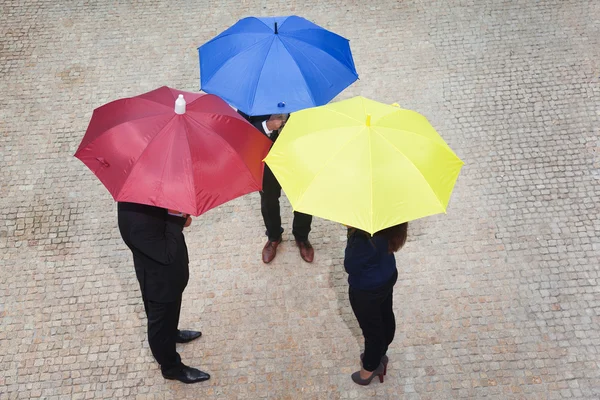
left=75, top=86, right=272, bottom=216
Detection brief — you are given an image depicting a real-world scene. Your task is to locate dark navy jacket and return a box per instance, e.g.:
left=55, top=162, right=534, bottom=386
left=344, top=229, right=397, bottom=290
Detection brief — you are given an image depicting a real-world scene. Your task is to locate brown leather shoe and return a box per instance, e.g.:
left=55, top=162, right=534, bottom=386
left=295, top=240, right=314, bottom=263
left=262, top=238, right=282, bottom=263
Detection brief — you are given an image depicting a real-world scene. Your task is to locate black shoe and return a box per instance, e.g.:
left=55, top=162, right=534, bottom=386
left=162, top=365, right=210, bottom=384
left=176, top=330, right=202, bottom=343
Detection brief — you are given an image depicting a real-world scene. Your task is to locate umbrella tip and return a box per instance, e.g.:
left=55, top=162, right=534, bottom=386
left=175, top=94, right=186, bottom=114
left=274, top=22, right=278, bottom=34
left=366, top=114, right=371, bottom=127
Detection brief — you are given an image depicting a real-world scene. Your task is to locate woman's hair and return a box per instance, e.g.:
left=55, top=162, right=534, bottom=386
left=374, top=222, right=408, bottom=253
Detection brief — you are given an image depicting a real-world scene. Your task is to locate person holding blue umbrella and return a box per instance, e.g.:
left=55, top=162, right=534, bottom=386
left=238, top=110, right=314, bottom=263
left=199, top=15, right=359, bottom=263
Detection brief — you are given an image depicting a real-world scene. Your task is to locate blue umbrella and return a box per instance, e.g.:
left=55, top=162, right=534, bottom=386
left=198, top=16, right=359, bottom=116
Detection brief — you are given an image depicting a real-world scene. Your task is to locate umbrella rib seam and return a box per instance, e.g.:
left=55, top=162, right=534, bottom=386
left=279, top=36, right=358, bottom=106
left=185, top=113, right=260, bottom=193
left=281, top=34, right=357, bottom=77
left=200, top=36, right=273, bottom=88
left=247, top=37, right=276, bottom=114
left=77, top=113, right=172, bottom=157
left=114, top=115, right=178, bottom=200
left=293, top=128, right=364, bottom=210
left=371, top=127, right=449, bottom=212
left=375, top=125, right=461, bottom=158
left=200, top=17, right=273, bottom=47
left=77, top=100, right=172, bottom=152
left=277, top=38, right=319, bottom=106
left=202, top=20, right=273, bottom=46
left=181, top=119, right=198, bottom=214
left=155, top=123, right=179, bottom=210
left=365, top=98, right=374, bottom=234
left=135, top=92, right=179, bottom=110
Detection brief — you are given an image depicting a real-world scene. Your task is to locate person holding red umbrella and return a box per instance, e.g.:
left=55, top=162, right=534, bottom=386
left=75, top=87, right=272, bottom=383
left=118, top=203, right=209, bottom=383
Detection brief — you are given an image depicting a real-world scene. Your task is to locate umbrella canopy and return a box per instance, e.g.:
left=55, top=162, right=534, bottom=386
left=75, top=86, right=272, bottom=216
left=199, top=15, right=358, bottom=116
left=264, top=96, right=464, bottom=234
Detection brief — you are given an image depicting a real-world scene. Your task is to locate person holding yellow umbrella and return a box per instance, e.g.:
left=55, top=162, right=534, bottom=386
left=264, top=96, right=464, bottom=385
left=344, top=222, right=408, bottom=384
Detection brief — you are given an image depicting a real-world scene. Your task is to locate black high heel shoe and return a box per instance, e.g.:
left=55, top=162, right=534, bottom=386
left=351, top=362, right=385, bottom=385
left=360, top=353, right=389, bottom=375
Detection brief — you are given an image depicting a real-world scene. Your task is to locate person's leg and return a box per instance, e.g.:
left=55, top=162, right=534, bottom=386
left=380, top=287, right=396, bottom=356
left=146, top=296, right=183, bottom=372
left=381, top=272, right=398, bottom=355
left=141, top=290, right=149, bottom=317
left=292, top=211, right=314, bottom=262
left=154, top=295, right=211, bottom=383
left=174, top=289, right=202, bottom=343
left=260, top=165, right=283, bottom=241
left=349, top=286, right=386, bottom=372
left=292, top=211, right=312, bottom=242
left=134, top=266, right=149, bottom=317
left=173, top=291, right=182, bottom=334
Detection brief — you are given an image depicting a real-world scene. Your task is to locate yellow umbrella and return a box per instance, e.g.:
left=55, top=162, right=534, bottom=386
left=264, top=96, right=464, bottom=235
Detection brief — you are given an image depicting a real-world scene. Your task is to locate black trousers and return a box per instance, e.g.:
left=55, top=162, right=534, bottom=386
left=349, top=271, right=398, bottom=372
left=261, top=164, right=312, bottom=242
left=142, top=293, right=183, bottom=372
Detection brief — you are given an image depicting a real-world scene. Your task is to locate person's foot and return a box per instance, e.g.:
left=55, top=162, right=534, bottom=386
left=262, top=238, right=282, bottom=263
left=162, top=365, right=210, bottom=384
left=360, top=368, right=373, bottom=379
left=295, top=239, right=314, bottom=263
left=351, top=363, right=384, bottom=385
left=176, top=330, right=202, bottom=343
left=360, top=353, right=388, bottom=375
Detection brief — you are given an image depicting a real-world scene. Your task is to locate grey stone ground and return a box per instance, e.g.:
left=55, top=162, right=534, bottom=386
left=1, top=0, right=599, bottom=399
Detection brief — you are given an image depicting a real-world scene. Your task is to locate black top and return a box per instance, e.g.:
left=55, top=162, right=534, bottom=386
left=117, top=202, right=189, bottom=302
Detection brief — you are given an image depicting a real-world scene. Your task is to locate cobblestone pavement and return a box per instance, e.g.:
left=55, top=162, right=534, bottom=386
left=1, top=0, right=599, bottom=399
